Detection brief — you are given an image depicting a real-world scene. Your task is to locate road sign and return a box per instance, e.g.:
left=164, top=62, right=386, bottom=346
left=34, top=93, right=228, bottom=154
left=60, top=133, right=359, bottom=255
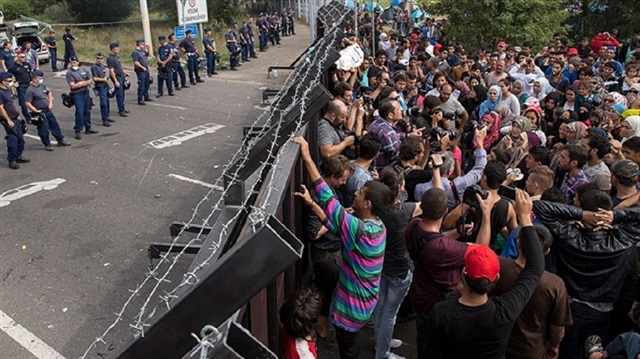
left=176, top=0, right=209, bottom=26
left=174, top=24, right=199, bottom=40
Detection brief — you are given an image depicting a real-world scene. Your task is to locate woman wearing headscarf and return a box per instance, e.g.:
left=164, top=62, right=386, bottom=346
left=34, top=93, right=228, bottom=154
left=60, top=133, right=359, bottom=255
left=479, top=111, right=502, bottom=149
left=577, top=102, right=594, bottom=125
left=533, top=77, right=551, bottom=101
left=512, top=79, right=529, bottom=108
left=498, top=116, right=531, bottom=152
left=455, top=80, right=471, bottom=104
left=495, top=103, right=517, bottom=129
left=565, top=121, right=589, bottom=144
left=523, top=105, right=547, bottom=144
left=462, top=75, right=487, bottom=116
left=478, top=85, right=502, bottom=118
left=621, top=116, right=640, bottom=143
left=505, top=132, right=529, bottom=169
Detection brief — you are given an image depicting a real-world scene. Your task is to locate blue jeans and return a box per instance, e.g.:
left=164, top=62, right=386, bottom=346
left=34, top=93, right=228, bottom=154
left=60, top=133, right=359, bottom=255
left=96, top=86, right=109, bottom=120
left=50, top=49, right=57, bottom=70
left=2, top=119, right=24, bottom=161
left=560, top=301, right=613, bottom=359
left=186, top=54, right=200, bottom=83
left=249, top=40, right=256, bottom=57
left=37, top=110, right=64, bottom=145
left=205, top=52, right=215, bottom=75
left=374, top=271, right=413, bottom=359
left=606, top=332, right=640, bottom=358
left=115, top=75, right=125, bottom=112
left=72, top=92, right=92, bottom=133
left=63, top=47, right=75, bottom=69
left=136, top=71, right=150, bottom=103
left=157, top=65, right=173, bottom=95
left=172, top=61, right=186, bottom=87
left=17, top=86, right=31, bottom=122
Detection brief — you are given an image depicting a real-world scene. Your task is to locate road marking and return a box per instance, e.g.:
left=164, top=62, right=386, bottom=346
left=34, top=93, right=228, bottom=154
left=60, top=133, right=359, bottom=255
left=168, top=174, right=223, bottom=191
left=144, top=102, right=187, bottom=110
left=145, top=123, right=225, bottom=149
left=24, top=134, right=58, bottom=145
left=0, top=309, right=66, bottom=359
left=0, top=178, right=66, bottom=208
left=53, top=70, right=67, bottom=78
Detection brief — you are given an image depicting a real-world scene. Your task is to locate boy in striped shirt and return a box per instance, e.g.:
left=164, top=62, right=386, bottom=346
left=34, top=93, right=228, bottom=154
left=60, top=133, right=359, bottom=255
left=293, top=137, right=393, bottom=358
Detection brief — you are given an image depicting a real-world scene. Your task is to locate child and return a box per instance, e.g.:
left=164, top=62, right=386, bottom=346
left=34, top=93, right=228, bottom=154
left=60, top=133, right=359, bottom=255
left=623, top=63, right=639, bottom=93
left=563, top=86, right=578, bottom=111
left=279, top=288, right=321, bottom=359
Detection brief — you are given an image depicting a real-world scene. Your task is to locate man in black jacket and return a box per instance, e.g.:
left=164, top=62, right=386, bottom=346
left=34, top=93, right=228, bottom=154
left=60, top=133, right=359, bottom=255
left=427, top=189, right=544, bottom=358
left=533, top=191, right=640, bottom=359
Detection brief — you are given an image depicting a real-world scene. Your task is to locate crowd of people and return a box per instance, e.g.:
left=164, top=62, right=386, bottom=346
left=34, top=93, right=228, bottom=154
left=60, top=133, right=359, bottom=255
left=0, top=10, right=296, bottom=170
left=278, top=11, right=640, bottom=359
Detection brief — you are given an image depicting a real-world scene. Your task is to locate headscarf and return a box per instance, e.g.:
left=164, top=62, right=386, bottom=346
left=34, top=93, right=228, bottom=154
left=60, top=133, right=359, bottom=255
left=495, top=104, right=517, bottom=128
left=567, top=121, right=588, bottom=142
left=478, top=85, right=503, bottom=118
left=610, top=91, right=627, bottom=107
left=612, top=103, right=627, bottom=116
left=622, top=116, right=640, bottom=143
left=527, top=132, right=542, bottom=147
left=512, top=116, right=532, bottom=133
left=482, top=111, right=502, bottom=149
left=508, top=132, right=530, bottom=168
left=534, top=77, right=551, bottom=100
left=455, top=81, right=471, bottom=102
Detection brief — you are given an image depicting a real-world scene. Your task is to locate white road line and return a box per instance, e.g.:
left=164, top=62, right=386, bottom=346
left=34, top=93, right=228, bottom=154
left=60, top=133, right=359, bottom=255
left=145, top=123, right=225, bottom=149
left=0, top=309, right=66, bottom=359
left=168, top=174, right=223, bottom=191
left=24, top=134, right=58, bottom=145
left=144, top=102, right=187, bottom=110
left=0, top=178, right=66, bottom=208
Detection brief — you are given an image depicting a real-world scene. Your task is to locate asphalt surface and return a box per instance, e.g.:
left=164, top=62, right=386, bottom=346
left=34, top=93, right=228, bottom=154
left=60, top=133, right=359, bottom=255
left=0, top=26, right=311, bottom=359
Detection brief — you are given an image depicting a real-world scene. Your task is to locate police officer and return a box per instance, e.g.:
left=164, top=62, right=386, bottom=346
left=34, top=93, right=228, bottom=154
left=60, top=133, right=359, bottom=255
left=0, top=41, right=15, bottom=71
left=280, top=9, right=289, bottom=37
left=0, top=72, right=28, bottom=169
left=44, top=30, right=59, bottom=71
left=168, top=33, right=188, bottom=90
left=225, top=24, right=240, bottom=71
left=107, top=43, right=130, bottom=117
left=239, top=22, right=250, bottom=63
left=156, top=35, right=174, bottom=97
left=62, top=27, right=77, bottom=70
left=66, top=55, right=97, bottom=139
left=7, top=50, right=32, bottom=123
left=257, top=14, right=267, bottom=52
left=247, top=17, right=258, bottom=59
left=288, top=8, right=296, bottom=36
left=91, top=52, right=112, bottom=126
left=25, top=70, right=71, bottom=151
left=202, top=28, right=218, bottom=77
left=132, top=39, right=152, bottom=105
left=179, top=30, right=203, bottom=85
left=272, top=13, right=281, bottom=45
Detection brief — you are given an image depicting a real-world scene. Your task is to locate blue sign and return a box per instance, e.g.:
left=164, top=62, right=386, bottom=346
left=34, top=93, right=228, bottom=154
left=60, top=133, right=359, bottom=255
left=174, top=25, right=199, bottom=40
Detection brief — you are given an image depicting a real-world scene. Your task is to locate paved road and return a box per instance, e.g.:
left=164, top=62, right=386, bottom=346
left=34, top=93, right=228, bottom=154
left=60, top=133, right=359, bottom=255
left=0, top=25, right=310, bottom=359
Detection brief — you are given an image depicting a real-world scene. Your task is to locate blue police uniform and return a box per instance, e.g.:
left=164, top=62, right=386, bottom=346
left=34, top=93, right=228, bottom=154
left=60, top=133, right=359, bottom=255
left=132, top=44, right=151, bottom=104
left=202, top=32, right=217, bottom=76
left=179, top=34, right=202, bottom=85
left=62, top=31, right=77, bottom=70
left=25, top=78, right=67, bottom=147
left=8, top=60, right=33, bottom=123
left=288, top=10, right=295, bottom=35
left=247, top=22, right=257, bottom=58
left=44, top=34, right=58, bottom=71
left=225, top=29, right=240, bottom=70
left=258, top=15, right=268, bottom=52
left=157, top=39, right=174, bottom=96
left=66, top=65, right=93, bottom=135
left=239, top=25, right=250, bottom=62
left=0, top=49, right=16, bottom=69
left=107, top=47, right=127, bottom=115
left=169, top=39, right=187, bottom=89
left=0, top=80, right=25, bottom=164
left=280, top=12, right=288, bottom=37
left=91, top=59, right=110, bottom=121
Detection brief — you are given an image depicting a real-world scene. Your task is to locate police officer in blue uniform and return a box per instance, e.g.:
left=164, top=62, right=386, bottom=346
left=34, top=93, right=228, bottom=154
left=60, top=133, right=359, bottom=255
left=288, top=8, right=296, bottom=35
left=66, top=55, right=97, bottom=139
left=0, top=72, right=28, bottom=169
left=107, top=43, right=130, bottom=117
left=62, top=27, right=77, bottom=70
left=239, top=22, right=250, bottom=63
left=258, top=14, right=268, bottom=52
left=202, top=28, right=218, bottom=77
left=7, top=50, right=33, bottom=123
left=225, top=25, right=240, bottom=71
left=25, top=70, right=71, bottom=151
left=44, top=30, right=59, bottom=71
left=246, top=18, right=258, bottom=59
left=280, top=9, right=289, bottom=37
left=179, top=30, right=204, bottom=85
left=132, top=39, right=152, bottom=105
left=168, top=33, right=188, bottom=90
left=156, top=35, right=174, bottom=97
left=91, top=52, right=112, bottom=126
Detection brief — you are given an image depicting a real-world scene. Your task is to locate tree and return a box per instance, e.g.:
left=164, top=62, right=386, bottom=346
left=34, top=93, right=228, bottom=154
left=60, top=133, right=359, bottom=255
left=65, top=0, right=134, bottom=23
left=422, top=0, right=570, bottom=49
left=0, top=0, right=33, bottom=20
left=566, top=0, right=640, bottom=42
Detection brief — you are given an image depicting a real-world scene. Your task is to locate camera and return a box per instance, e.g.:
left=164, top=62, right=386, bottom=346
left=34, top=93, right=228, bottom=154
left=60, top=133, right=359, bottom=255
left=463, top=184, right=489, bottom=208
left=429, top=127, right=457, bottom=151
left=404, top=106, right=422, bottom=118
left=468, top=120, right=485, bottom=132
left=442, top=111, right=456, bottom=121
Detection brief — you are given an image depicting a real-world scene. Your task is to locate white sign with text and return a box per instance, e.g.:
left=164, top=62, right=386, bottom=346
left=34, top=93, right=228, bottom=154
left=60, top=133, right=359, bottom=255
left=176, top=0, right=209, bottom=25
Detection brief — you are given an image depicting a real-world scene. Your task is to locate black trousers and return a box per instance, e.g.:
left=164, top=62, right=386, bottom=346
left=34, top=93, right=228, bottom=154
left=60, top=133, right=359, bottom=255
left=335, top=326, right=359, bottom=359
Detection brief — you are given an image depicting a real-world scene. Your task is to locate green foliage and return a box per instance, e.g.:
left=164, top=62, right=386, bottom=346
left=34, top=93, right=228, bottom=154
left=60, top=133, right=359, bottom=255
left=65, top=0, right=134, bottom=23
left=0, top=0, right=33, bottom=20
left=566, top=0, right=640, bottom=41
left=422, top=0, right=570, bottom=49
left=40, top=2, right=75, bottom=23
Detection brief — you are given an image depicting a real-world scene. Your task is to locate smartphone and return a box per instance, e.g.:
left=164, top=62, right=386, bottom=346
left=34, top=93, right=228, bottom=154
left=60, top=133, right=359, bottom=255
left=498, top=185, right=516, bottom=201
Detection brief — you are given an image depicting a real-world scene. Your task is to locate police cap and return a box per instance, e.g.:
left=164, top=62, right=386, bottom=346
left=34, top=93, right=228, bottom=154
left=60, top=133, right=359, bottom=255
left=96, top=52, right=104, bottom=58
left=110, top=42, right=119, bottom=49
left=70, top=55, right=79, bottom=62
left=32, top=70, right=45, bottom=77
left=204, top=28, right=211, bottom=32
left=158, top=35, right=166, bottom=41
left=0, top=72, right=13, bottom=80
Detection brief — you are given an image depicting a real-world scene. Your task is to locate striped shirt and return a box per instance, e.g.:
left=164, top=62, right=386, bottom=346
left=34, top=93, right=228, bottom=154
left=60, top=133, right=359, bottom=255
left=313, top=178, right=386, bottom=332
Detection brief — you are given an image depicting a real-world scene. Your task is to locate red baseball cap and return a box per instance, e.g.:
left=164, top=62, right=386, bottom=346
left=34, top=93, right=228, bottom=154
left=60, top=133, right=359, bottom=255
left=410, top=33, right=418, bottom=40
left=567, top=48, right=579, bottom=56
left=498, top=41, right=507, bottom=47
left=464, top=245, right=500, bottom=281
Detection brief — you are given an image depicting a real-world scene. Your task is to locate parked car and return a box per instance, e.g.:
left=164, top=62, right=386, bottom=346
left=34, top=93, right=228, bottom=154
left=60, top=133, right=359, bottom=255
left=11, top=21, right=50, bottom=63
left=0, top=11, right=11, bottom=43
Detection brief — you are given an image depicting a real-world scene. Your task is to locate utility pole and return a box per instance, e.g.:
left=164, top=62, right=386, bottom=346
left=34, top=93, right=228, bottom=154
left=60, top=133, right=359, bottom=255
left=140, top=0, right=153, bottom=50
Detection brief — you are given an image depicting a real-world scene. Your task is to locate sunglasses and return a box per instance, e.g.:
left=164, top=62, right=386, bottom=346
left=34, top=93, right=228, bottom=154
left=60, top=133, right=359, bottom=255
left=604, top=99, right=615, bottom=103
left=630, top=90, right=639, bottom=94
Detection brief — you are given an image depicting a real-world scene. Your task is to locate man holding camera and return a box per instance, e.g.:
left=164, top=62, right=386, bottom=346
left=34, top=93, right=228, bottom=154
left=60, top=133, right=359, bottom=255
left=437, top=83, right=468, bottom=129
left=318, top=99, right=358, bottom=160
left=25, top=70, right=70, bottom=151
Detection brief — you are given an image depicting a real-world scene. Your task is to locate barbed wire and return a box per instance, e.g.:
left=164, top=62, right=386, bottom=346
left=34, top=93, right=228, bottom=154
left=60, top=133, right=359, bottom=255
left=80, top=2, right=349, bottom=357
